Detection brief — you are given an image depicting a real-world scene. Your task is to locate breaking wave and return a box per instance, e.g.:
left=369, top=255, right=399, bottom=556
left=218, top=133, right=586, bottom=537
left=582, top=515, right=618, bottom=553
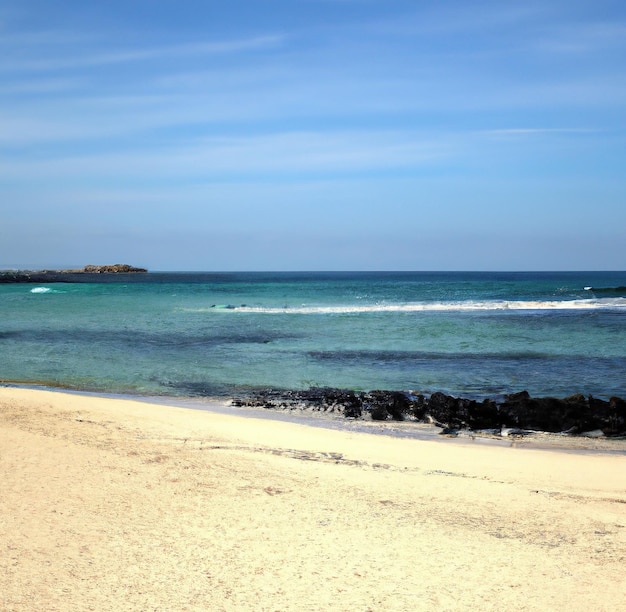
left=584, top=286, right=626, bottom=295
left=193, top=298, right=626, bottom=314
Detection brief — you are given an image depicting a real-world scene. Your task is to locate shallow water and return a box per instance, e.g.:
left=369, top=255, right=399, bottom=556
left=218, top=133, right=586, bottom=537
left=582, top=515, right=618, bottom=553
left=1, top=271, right=625, bottom=399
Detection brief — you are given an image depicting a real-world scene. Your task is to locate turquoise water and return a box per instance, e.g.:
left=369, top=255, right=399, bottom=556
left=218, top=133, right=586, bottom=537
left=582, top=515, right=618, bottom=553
left=1, top=271, right=626, bottom=399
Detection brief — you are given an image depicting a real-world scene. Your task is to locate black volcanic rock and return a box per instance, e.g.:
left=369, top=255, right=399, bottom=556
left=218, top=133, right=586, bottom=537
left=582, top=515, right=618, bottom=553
left=369, top=404, right=389, bottom=420
left=365, top=390, right=410, bottom=421
left=499, top=392, right=568, bottom=432
left=231, top=387, right=626, bottom=437
left=586, top=395, right=626, bottom=436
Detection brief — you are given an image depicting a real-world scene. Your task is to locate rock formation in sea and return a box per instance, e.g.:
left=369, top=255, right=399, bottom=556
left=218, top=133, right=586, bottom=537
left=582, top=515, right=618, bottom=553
left=0, top=264, right=148, bottom=283
left=80, top=264, right=148, bottom=273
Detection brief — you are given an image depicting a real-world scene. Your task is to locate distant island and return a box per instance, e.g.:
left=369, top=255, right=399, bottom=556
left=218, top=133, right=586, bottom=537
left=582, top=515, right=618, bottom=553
left=79, top=264, right=148, bottom=274
left=0, top=264, right=148, bottom=283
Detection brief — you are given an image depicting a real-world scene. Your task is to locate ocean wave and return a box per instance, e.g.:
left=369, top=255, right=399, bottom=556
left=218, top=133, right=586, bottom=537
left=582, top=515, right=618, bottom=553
left=30, top=287, right=54, bottom=294
left=190, top=298, right=626, bottom=314
left=584, top=286, right=626, bottom=294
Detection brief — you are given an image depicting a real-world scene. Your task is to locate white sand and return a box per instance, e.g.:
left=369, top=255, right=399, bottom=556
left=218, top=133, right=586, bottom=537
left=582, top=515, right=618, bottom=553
left=1, top=387, right=625, bottom=611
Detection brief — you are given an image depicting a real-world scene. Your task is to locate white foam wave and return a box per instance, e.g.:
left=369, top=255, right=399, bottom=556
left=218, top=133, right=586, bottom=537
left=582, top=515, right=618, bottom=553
left=30, top=287, right=53, bottom=294
left=192, top=298, right=626, bottom=315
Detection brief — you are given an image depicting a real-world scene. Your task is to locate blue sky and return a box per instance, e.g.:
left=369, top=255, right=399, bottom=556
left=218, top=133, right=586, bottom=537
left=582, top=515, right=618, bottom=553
left=1, top=0, right=625, bottom=270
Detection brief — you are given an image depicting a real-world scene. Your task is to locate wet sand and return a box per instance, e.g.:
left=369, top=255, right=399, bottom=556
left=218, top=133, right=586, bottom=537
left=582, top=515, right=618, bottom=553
left=1, top=387, right=625, bottom=611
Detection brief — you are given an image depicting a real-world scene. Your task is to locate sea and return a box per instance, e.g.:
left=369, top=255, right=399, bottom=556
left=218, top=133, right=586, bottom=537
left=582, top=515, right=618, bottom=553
left=1, top=271, right=625, bottom=401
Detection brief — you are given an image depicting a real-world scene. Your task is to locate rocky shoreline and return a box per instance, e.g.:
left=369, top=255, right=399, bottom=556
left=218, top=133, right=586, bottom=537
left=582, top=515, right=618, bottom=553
left=0, top=264, right=148, bottom=283
left=232, top=387, right=626, bottom=438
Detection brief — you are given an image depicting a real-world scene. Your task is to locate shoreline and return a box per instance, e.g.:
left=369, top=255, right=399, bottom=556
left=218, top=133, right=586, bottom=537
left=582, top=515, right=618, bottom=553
left=2, top=386, right=625, bottom=610
left=3, top=382, right=625, bottom=454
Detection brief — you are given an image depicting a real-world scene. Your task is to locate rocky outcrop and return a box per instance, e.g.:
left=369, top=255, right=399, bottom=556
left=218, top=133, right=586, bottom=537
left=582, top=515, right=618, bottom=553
left=232, top=387, right=626, bottom=437
left=81, top=264, right=147, bottom=273
left=498, top=391, right=626, bottom=437
left=422, top=392, right=500, bottom=430
left=0, top=264, right=147, bottom=283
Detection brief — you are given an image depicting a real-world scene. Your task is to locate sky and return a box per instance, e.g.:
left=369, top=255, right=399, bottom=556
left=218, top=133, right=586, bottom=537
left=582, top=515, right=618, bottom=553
left=1, top=0, right=625, bottom=271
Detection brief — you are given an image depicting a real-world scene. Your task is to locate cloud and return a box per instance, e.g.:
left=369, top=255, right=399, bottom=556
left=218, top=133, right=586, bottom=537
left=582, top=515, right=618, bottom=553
left=2, top=63, right=620, bottom=153
left=0, top=28, right=91, bottom=47
left=3, top=121, right=615, bottom=193
left=360, top=3, right=544, bottom=37
left=531, top=21, right=626, bottom=54
left=0, top=77, right=82, bottom=95
left=0, top=129, right=453, bottom=180
left=480, top=127, right=599, bottom=137
left=1, top=2, right=624, bottom=159
left=0, top=34, right=285, bottom=72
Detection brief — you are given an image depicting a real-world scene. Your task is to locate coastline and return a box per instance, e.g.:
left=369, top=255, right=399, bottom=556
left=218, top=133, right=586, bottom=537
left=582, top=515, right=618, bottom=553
left=4, top=381, right=626, bottom=453
left=3, top=381, right=625, bottom=453
left=2, top=386, right=625, bottom=610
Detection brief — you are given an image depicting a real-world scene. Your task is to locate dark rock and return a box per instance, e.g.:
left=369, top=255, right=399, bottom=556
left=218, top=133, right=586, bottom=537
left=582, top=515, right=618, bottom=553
left=424, top=394, right=499, bottom=431
left=370, top=404, right=389, bottom=421
left=410, top=394, right=427, bottom=419
left=342, top=392, right=363, bottom=418
left=505, top=390, right=531, bottom=403
left=499, top=393, right=565, bottom=432
left=467, top=398, right=500, bottom=430
left=366, top=390, right=410, bottom=421
left=389, top=392, right=410, bottom=421
left=589, top=396, right=626, bottom=436
left=495, top=391, right=626, bottom=435
left=426, top=392, right=457, bottom=424
left=426, top=392, right=471, bottom=429
left=608, top=396, right=626, bottom=433
left=227, top=386, right=626, bottom=437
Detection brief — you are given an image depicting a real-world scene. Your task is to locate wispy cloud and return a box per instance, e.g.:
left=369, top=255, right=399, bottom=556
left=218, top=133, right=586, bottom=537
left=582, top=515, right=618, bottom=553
left=0, top=129, right=453, bottom=180
left=531, top=21, right=626, bottom=54
left=481, top=127, right=599, bottom=136
left=3, top=121, right=613, bottom=187
left=362, top=3, right=544, bottom=37
left=0, top=34, right=285, bottom=72
left=1, top=68, right=619, bottom=151
left=0, top=28, right=91, bottom=46
left=0, top=77, right=82, bottom=95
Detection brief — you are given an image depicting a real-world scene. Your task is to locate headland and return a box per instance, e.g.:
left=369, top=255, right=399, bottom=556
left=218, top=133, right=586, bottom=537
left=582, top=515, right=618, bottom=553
left=0, top=264, right=148, bottom=283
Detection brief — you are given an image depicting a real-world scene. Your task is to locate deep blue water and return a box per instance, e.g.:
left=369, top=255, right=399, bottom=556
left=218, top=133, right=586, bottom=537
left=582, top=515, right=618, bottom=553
left=1, top=271, right=625, bottom=399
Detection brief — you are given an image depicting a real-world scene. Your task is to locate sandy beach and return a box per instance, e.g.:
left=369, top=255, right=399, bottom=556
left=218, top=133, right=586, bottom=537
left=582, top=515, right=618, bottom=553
left=1, top=387, right=625, bottom=611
